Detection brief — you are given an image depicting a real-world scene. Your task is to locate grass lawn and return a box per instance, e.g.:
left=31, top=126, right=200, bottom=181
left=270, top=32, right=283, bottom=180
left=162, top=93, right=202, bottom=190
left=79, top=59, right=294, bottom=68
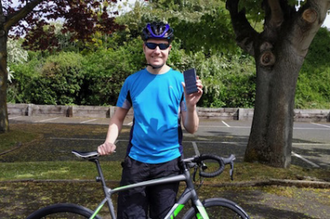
left=1, top=123, right=330, bottom=183
left=1, top=123, right=330, bottom=219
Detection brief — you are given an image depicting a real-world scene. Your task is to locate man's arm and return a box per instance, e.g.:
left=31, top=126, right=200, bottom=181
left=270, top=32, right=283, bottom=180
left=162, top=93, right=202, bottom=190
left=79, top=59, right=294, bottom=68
left=181, top=76, right=203, bottom=134
left=97, top=107, right=129, bottom=155
left=182, top=105, right=199, bottom=134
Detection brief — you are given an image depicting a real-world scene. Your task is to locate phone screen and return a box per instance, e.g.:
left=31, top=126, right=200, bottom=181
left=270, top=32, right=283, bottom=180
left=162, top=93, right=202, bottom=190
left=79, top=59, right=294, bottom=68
left=183, top=68, right=198, bottom=94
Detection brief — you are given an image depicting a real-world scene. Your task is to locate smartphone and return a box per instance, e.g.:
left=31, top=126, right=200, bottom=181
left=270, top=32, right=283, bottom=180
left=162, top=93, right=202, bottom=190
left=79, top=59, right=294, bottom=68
left=183, top=68, right=198, bottom=94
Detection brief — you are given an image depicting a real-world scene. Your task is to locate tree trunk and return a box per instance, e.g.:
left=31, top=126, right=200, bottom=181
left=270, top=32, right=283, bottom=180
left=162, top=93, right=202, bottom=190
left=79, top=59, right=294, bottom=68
left=245, top=41, right=303, bottom=168
left=0, top=0, right=45, bottom=133
left=0, top=19, right=8, bottom=133
left=226, top=0, right=329, bottom=168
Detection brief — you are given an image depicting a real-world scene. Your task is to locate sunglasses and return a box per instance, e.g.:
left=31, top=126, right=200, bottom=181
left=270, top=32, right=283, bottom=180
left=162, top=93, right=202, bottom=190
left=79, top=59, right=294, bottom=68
left=145, top=42, right=170, bottom=50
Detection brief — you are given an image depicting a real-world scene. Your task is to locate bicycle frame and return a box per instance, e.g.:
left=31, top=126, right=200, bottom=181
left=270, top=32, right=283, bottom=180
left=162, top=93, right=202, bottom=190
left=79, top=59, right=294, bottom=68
left=90, top=158, right=209, bottom=219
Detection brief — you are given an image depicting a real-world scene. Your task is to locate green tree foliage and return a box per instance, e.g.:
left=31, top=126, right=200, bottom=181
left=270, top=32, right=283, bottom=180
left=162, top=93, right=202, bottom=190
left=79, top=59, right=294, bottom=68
left=80, top=37, right=145, bottom=105
left=171, top=7, right=236, bottom=53
left=7, top=52, right=44, bottom=103
left=167, top=41, right=256, bottom=107
left=7, top=38, right=28, bottom=83
left=6, top=0, right=330, bottom=110
left=117, top=0, right=236, bottom=53
left=7, top=39, right=28, bottom=64
left=1, top=0, right=127, bottom=133
left=296, top=27, right=330, bottom=109
left=9, top=52, right=85, bottom=105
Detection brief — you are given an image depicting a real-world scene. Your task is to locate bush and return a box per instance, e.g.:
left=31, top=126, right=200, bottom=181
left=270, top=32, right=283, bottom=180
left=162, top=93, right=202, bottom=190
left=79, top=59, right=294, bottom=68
left=296, top=27, right=330, bottom=109
left=168, top=44, right=256, bottom=108
left=7, top=53, right=45, bottom=103
left=8, top=52, right=85, bottom=105
left=296, top=68, right=330, bottom=109
left=80, top=38, right=145, bottom=106
left=7, top=27, right=329, bottom=109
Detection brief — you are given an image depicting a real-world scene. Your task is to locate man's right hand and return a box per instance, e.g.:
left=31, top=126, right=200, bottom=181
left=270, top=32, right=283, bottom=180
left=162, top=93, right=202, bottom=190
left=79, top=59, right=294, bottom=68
left=97, top=142, right=117, bottom=155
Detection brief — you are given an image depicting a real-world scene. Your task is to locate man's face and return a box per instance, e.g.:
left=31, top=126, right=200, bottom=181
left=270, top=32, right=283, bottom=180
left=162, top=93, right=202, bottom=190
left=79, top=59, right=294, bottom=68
left=143, top=39, right=172, bottom=68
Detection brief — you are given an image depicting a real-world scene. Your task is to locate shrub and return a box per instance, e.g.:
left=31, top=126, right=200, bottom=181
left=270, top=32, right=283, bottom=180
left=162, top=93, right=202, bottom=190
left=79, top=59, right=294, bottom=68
left=80, top=38, right=145, bottom=106
left=8, top=52, right=85, bottom=105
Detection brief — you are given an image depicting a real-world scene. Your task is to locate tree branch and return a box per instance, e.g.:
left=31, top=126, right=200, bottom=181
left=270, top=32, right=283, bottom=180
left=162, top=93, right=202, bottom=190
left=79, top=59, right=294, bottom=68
left=291, top=0, right=330, bottom=55
left=5, top=0, right=44, bottom=31
left=226, top=0, right=258, bottom=56
left=267, top=0, right=283, bottom=27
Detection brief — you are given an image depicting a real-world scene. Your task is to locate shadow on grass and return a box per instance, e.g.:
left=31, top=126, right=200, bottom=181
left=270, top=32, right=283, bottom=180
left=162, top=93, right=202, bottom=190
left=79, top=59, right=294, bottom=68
left=1, top=181, right=329, bottom=219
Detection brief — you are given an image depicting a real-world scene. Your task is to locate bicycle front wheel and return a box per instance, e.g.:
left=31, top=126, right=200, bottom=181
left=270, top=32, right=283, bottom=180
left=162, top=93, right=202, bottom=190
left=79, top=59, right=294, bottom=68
left=26, top=203, right=101, bottom=219
left=182, top=198, right=249, bottom=219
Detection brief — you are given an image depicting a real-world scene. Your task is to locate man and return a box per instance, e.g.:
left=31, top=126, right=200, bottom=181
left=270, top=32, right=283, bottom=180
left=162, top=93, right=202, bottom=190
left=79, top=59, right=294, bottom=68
left=97, top=21, right=203, bottom=219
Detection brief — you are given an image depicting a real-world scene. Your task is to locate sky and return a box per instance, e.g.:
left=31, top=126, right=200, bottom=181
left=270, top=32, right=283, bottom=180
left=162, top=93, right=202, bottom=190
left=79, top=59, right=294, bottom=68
left=322, top=15, right=330, bottom=28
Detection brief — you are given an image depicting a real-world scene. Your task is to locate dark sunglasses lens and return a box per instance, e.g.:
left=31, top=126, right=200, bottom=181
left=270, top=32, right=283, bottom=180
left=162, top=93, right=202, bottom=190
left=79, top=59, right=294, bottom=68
left=159, top=44, right=169, bottom=50
left=146, top=43, right=157, bottom=49
left=146, top=43, right=169, bottom=50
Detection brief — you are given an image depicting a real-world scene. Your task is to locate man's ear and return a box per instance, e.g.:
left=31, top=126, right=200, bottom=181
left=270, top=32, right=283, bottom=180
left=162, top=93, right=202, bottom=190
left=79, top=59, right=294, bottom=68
left=168, top=44, right=172, bottom=55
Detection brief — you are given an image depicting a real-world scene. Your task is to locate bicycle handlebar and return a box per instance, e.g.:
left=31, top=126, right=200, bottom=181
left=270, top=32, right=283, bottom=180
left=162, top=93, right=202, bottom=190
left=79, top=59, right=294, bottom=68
left=183, top=153, right=236, bottom=179
left=72, top=150, right=236, bottom=179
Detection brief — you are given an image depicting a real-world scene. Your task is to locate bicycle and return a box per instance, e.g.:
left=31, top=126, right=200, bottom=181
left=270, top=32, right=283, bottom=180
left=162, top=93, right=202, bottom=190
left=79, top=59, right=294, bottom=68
left=27, top=150, right=250, bottom=219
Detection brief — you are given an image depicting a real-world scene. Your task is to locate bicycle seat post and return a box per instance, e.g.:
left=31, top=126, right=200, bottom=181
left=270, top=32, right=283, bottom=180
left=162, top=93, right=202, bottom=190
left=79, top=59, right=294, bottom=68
left=92, top=159, right=108, bottom=193
left=92, top=158, right=116, bottom=215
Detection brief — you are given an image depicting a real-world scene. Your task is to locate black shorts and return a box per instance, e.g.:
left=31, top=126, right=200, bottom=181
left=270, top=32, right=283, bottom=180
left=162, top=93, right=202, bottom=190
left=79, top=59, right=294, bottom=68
left=117, top=156, right=181, bottom=219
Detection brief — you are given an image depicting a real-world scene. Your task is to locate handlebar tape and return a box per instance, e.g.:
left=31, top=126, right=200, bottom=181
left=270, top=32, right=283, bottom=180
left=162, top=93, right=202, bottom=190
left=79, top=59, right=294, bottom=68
left=197, top=154, right=225, bottom=178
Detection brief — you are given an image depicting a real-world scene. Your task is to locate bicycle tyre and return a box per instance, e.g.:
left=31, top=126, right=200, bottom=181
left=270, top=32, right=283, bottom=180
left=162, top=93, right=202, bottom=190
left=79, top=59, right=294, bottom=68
left=26, top=203, right=101, bottom=219
left=182, top=198, right=249, bottom=219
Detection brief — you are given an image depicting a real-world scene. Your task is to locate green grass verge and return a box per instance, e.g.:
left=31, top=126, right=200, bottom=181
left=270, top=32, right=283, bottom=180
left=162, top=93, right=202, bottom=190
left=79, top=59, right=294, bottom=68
left=0, top=160, right=122, bottom=181
left=0, top=128, right=38, bottom=153
left=1, top=124, right=329, bottom=183
left=1, top=160, right=329, bottom=183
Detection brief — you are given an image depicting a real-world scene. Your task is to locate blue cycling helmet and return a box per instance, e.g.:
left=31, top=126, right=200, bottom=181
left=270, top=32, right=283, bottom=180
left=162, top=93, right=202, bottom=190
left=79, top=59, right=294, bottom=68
left=142, top=22, right=174, bottom=42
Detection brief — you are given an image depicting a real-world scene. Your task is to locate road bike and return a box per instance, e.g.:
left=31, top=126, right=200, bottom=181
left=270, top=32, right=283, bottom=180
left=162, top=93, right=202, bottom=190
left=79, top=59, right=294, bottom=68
left=27, top=150, right=250, bottom=219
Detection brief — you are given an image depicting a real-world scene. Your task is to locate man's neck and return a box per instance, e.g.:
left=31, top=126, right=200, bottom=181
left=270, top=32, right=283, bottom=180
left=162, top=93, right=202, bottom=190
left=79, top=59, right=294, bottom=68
left=147, top=65, right=170, bottom=75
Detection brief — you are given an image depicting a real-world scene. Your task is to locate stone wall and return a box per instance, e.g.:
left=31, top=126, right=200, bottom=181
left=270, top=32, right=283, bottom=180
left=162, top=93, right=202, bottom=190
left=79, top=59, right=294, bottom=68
left=7, top=103, right=330, bottom=122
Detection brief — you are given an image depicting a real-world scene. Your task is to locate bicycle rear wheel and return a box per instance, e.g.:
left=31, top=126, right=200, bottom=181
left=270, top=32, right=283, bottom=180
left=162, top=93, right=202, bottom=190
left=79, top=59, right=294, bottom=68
left=26, top=203, right=101, bottom=219
left=182, top=198, right=249, bottom=219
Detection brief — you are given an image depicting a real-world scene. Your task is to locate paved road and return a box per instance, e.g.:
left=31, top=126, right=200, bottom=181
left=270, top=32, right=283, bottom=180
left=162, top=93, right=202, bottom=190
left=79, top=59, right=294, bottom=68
left=8, top=115, right=330, bottom=168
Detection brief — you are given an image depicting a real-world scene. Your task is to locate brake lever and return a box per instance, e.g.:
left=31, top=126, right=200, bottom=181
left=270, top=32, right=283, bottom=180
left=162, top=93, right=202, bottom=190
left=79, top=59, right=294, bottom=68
left=193, top=161, right=207, bottom=182
left=229, top=160, right=234, bottom=181
left=193, top=166, right=198, bottom=182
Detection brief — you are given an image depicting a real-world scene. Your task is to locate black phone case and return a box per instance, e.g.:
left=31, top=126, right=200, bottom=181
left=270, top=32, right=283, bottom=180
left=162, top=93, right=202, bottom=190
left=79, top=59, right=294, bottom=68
left=183, top=68, right=198, bottom=94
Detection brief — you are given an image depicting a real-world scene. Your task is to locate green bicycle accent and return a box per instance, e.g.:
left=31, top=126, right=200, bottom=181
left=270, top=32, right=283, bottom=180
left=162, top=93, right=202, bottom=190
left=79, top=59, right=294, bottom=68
left=89, top=201, right=105, bottom=219
left=196, top=206, right=209, bottom=219
left=171, top=204, right=185, bottom=219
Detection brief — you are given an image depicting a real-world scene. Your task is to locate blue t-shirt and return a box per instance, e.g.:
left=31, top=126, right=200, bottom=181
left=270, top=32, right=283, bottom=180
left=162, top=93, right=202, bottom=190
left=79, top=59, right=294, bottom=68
left=117, top=68, right=186, bottom=164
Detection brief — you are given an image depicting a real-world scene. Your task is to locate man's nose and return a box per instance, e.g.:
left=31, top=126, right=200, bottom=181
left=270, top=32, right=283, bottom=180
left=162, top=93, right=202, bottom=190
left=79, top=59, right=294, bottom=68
left=154, top=46, right=161, bottom=53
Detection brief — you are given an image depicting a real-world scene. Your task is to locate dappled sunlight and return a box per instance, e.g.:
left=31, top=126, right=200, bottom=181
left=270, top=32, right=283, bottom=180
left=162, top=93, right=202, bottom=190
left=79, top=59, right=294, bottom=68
left=39, top=167, right=70, bottom=178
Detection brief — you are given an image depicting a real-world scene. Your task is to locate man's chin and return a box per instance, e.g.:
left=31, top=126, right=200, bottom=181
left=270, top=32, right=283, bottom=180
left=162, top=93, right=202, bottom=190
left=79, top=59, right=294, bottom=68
left=151, top=63, right=163, bottom=66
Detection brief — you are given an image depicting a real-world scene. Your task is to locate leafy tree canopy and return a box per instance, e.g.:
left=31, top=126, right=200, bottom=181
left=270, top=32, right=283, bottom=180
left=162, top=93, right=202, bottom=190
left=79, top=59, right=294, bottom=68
left=5, top=0, right=125, bottom=51
left=116, top=0, right=237, bottom=53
